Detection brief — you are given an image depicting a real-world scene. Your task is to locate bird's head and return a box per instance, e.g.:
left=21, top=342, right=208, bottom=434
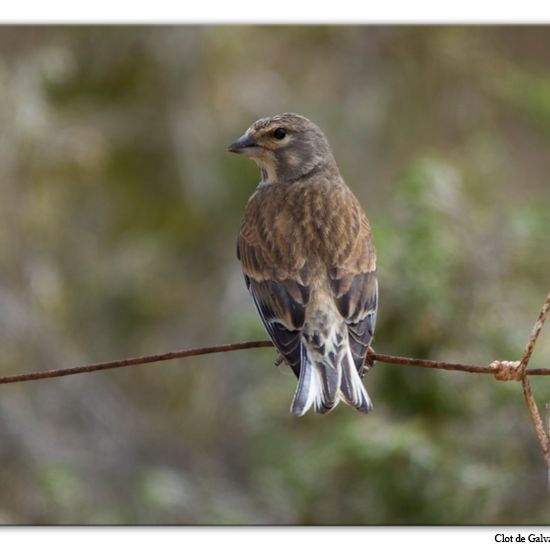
left=228, top=113, right=337, bottom=183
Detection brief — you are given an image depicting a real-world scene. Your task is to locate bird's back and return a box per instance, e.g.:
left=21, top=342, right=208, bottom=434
left=240, top=174, right=374, bottom=276
left=238, top=175, right=377, bottom=415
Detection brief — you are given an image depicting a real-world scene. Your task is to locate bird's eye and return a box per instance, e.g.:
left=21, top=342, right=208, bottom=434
left=273, top=127, right=287, bottom=140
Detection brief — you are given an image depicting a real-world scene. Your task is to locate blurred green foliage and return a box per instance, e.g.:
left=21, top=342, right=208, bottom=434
left=0, top=26, right=549, bottom=524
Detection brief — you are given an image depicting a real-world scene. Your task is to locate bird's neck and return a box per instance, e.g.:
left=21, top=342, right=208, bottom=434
left=259, top=159, right=339, bottom=187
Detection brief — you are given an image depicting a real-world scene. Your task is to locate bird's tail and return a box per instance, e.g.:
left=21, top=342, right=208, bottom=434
left=290, top=334, right=373, bottom=416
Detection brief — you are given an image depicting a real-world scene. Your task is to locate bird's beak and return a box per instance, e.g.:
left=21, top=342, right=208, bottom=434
left=227, top=133, right=259, bottom=154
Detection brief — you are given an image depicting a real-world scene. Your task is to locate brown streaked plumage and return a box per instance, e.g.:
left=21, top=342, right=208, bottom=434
left=229, top=113, right=377, bottom=416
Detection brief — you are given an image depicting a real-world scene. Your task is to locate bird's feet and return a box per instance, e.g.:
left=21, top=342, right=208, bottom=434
left=274, top=352, right=286, bottom=367
left=360, top=346, right=376, bottom=378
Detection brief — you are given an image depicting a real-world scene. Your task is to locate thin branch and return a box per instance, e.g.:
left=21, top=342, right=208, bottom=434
left=0, top=291, right=549, bottom=479
left=522, top=376, right=549, bottom=462
left=518, top=292, right=550, bottom=465
left=520, top=292, right=550, bottom=373
left=0, top=341, right=274, bottom=384
left=1, top=341, right=550, bottom=386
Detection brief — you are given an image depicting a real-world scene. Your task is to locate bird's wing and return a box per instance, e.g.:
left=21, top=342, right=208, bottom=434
left=327, top=197, right=378, bottom=372
left=237, top=207, right=310, bottom=378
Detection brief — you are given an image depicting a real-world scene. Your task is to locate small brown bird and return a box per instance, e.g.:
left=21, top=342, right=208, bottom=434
left=229, top=113, right=377, bottom=416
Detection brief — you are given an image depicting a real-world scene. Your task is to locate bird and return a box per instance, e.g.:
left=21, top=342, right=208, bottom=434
left=229, top=113, right=378, bottom=416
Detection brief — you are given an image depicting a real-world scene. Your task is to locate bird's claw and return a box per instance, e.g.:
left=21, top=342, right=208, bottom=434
left=274, top=353, right=285, bottom=367
left=360, top=346, right=376, bottom=378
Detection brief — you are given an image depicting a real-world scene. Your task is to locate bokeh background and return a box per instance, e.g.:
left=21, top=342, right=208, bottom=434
left=0, top=26, right=549, bottom=524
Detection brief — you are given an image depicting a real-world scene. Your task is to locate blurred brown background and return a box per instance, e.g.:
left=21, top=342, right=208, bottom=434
left=0, top=26, right=549, bottom=524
